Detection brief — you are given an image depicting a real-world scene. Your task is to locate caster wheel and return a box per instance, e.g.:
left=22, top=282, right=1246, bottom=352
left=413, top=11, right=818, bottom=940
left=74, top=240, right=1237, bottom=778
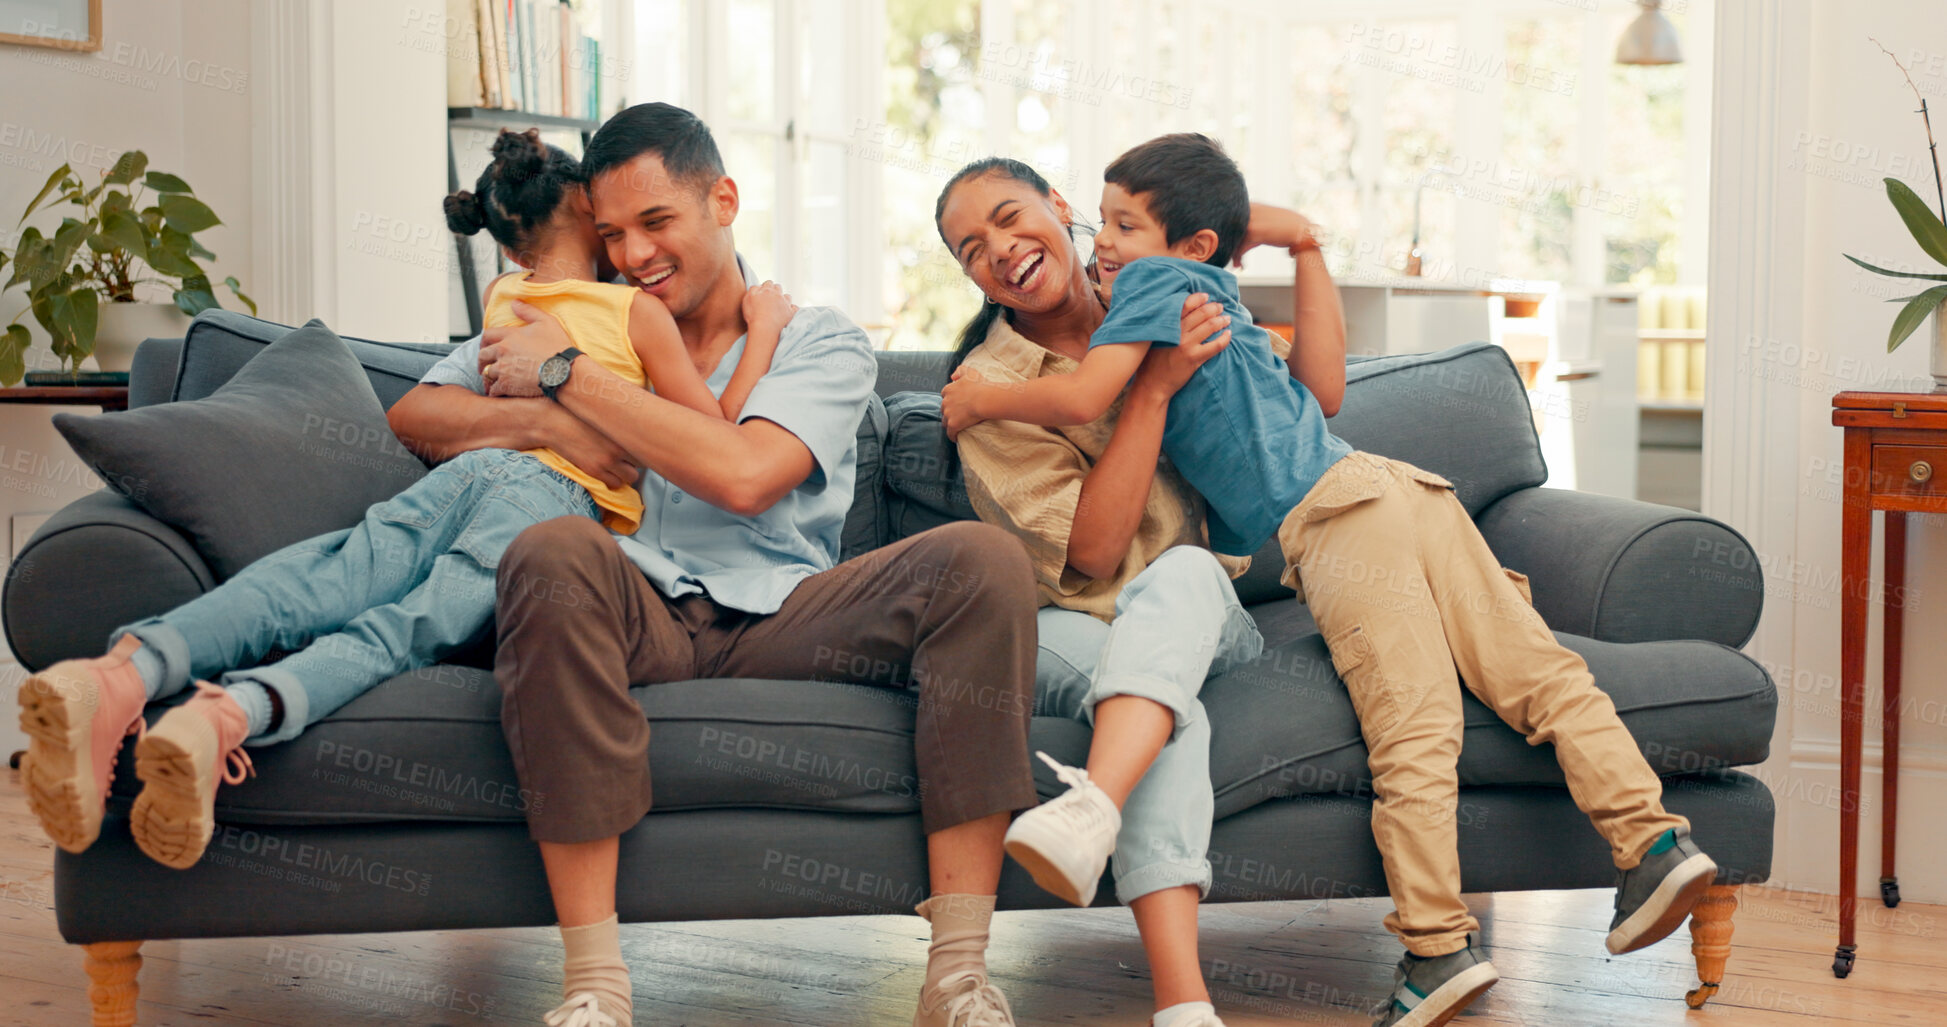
left=1881, top=878, right=1901, bottom=908
left=1833, top=945, right=1856, bottom=979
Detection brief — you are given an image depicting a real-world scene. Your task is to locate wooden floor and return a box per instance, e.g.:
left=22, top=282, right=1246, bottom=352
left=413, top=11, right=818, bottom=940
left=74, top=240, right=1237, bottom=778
left=1, top=772, right=1936, bottom=1026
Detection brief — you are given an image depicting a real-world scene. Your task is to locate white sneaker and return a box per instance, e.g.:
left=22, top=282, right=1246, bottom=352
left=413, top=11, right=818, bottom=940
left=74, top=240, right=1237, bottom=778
left=1003, top=752, right=1121, bottom=906
left=1155, top=1012, right=1228, bottom=1027
left=913, top=971, right=1015, bottom=1027
left=544, top=992, right=620, bottom=1027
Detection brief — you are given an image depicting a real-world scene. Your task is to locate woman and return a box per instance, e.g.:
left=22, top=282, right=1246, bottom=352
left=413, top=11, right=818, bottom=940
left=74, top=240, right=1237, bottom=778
left=933, top=157, right=1312, bottom=1027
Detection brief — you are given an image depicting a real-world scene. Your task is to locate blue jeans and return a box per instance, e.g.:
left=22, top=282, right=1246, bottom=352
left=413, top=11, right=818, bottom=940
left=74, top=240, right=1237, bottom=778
left=117, top=449, right=600, bottom=745
left=1033, top=546, right=1264, bottom=904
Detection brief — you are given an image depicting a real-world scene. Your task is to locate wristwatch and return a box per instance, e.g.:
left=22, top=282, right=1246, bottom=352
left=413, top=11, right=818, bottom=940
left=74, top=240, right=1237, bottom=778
left=538, top=347, right=583, bottom=402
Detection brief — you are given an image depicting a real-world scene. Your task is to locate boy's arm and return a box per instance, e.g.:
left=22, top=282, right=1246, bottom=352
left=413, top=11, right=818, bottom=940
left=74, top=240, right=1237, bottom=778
left=941, top=342, right=1148, bottom=439
left=1235, top=203, right=1346, bottom=415
left=627, top=292, right=729, bottom=420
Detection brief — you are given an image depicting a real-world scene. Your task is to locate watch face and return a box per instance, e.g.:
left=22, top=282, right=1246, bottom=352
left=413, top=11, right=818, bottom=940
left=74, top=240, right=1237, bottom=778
left=540, top=355, right=571, bottom=390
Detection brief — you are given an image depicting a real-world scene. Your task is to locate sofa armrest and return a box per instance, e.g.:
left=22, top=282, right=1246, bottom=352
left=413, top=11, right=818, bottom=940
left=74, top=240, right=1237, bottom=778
left=1474, top=487, right=1762, bottom=647
left=3, top=491, right=214, bottom=671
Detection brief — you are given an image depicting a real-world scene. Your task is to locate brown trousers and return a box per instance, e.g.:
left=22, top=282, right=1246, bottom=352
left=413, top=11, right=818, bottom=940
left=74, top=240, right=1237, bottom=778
left=493, top=517, right=1040, bottom=843
left=1280, top=452, right=1688, bottom=957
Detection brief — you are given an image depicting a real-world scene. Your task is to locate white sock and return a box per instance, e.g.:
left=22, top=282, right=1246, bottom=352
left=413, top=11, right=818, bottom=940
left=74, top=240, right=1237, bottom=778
left=1153, top=1000, right=1217, bottom=1027
left=559, top=914, right=633, bottom=1022
left=129, top=643, right=167, bottom=699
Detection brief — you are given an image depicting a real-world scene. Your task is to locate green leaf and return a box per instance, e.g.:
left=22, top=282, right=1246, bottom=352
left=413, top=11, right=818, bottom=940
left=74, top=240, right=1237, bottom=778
left=99, top=190, right=131, bottom=217
left=1845, top=253, right=1947, bottom=281
left=173, top=287, right=219, bottom=317
left=159, top=194, right=220, bottom=234
left=104, top=151, right=149, bottom=187
left=68, top=288, right=97, bottom=358
left=142, top=171, right=191, bottom=194
left=223, top=275, right=256, bottom=315
left=5, top=227, right=41, bottom=288
left=98, top=208, right=147, bottom=256
left=18, top=163, right=72, bottom=226
left=147, top=227, right=201, bottom=278
left=186, top=236, right=215, bottom=260
left=0, top=324, right=28, bottom=386
left=1886, top=284, right=1947, bottom=352
left=1886, top=178, right=1947, bottom=267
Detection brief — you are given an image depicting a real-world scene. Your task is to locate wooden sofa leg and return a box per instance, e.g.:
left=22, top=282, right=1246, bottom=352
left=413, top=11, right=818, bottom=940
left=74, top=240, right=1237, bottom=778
left=82, top=941, right=143, bottom=1027
left=1684, top=886, right=1739, bottom=1009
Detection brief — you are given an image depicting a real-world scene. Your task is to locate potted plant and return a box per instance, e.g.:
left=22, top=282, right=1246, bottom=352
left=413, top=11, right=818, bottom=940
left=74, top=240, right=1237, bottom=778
left=1845, top=43, right=1947, bottom=385
left=0, top=150, right=253, bottom=385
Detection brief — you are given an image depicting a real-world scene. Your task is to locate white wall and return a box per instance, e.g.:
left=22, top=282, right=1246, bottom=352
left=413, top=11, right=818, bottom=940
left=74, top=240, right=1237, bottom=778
left=0, top=0, right=254, bottom=753
left=1712, top=0, right=1947, bottom=905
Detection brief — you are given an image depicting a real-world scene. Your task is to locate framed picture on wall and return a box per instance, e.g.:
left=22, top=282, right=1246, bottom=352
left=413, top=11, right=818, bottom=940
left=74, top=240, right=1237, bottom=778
left=0, top=0, right=99, bottom=52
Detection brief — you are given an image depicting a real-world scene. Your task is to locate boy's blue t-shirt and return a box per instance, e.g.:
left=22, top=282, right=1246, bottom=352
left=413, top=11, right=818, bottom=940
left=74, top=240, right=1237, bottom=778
left=1091, top=256, right=1351, bottom=556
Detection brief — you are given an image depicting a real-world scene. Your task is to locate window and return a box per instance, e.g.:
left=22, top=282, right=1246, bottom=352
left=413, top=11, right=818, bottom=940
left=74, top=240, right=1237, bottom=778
left=622, top=0, right=1709, bottom=349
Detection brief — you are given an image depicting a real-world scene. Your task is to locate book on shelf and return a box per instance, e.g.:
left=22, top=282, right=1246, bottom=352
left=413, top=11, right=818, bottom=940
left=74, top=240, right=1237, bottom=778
left=24, top=370, right=129, bottom=387
left=449, top=0, right=601, bottom=120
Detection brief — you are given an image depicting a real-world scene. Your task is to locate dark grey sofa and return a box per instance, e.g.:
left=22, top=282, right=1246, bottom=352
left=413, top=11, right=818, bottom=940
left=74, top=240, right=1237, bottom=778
left=6, top=311, right=1775, bottom=1020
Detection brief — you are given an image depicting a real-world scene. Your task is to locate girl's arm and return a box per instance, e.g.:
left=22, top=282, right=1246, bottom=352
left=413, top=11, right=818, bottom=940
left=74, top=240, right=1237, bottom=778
left=942, top=341, right=1148, bottom=439
left=626, top=292, right=730, bottom=419
left=718, top=281, right=796, bottom=423
left=1064, top=295, right=1231, bottom=578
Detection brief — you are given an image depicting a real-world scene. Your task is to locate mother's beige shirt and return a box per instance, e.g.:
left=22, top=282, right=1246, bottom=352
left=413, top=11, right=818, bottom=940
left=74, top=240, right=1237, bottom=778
left=954, top=315, right=1249, bottom=622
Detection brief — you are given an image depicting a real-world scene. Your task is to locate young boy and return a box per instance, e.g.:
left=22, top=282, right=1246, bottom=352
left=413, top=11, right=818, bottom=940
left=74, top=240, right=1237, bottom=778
left=941, top=133, right=1718, bottom=1027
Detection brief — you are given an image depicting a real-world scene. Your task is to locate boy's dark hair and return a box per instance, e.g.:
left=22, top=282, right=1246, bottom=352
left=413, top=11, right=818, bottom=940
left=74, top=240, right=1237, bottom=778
left=581, top=102, right=725, bottom=195
left=1104, top=132, right=1249, bottom=267
left=443, top=128, right=582, bottom=253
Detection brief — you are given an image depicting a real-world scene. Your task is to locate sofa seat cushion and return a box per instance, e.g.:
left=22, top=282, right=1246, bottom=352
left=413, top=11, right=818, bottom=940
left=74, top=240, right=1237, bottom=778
left=1202, top=630, right=1777, bottom=820
left=113, top=624, right=1774, bottom=828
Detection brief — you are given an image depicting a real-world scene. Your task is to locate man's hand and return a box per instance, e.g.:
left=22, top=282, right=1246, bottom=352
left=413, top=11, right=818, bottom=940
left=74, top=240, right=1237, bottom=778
left=547, top=409, right=642, bottom=490
left=941, top=365, right=992, bottom=441
left=1230, top=203, right=1322, bottom=268
left=1134, top=293, right=1231, bottom=399
left=480, top=299, right=572, bottom=397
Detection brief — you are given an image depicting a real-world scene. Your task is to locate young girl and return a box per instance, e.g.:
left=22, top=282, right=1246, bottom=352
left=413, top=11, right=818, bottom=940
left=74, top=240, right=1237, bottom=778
left=18, top=128, right=797, bottom=874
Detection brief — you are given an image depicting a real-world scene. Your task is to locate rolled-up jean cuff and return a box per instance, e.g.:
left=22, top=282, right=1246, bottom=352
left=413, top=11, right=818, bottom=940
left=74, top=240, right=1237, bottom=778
left=1082, top=673, right=1197, bottom=741
left=219, top=664, right=310, bottom=747
left=113, top=617, right=192, bottom=701
left=1115, top=858, right=1213, bottom=905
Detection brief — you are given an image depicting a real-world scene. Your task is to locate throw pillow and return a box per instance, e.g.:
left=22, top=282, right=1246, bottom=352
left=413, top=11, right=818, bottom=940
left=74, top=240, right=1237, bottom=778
left=54, top=318, right=430, bottom=580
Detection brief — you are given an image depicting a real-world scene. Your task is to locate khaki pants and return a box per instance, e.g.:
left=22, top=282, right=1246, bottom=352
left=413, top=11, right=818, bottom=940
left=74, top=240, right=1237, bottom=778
left=1278, top=452, right=1687, bottom=956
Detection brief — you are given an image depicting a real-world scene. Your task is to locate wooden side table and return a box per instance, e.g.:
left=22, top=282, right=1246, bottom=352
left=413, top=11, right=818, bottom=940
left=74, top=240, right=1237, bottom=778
left=1828, top=390, right=1947, bottom=977
left=0, top=386, right=128, bottom=411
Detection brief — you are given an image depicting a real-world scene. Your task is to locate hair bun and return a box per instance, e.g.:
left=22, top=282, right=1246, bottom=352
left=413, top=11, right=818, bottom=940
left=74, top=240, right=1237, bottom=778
left=443, top=190, right=487, bottom=235
left=491, top=128, right=548, bottom=185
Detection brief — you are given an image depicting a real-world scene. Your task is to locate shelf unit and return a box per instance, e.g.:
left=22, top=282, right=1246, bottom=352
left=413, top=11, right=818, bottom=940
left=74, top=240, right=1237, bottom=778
left=445, top=107, right=600, bottom=339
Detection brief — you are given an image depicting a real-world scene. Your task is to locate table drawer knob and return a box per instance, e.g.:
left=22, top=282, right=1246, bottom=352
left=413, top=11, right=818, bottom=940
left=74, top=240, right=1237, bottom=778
left=1911, top=460, right=1933, bottom=484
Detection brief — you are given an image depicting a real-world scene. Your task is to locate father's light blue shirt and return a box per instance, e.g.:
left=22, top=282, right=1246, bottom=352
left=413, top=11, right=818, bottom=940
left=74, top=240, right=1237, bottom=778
left=419, top=275, right=876, bottom=614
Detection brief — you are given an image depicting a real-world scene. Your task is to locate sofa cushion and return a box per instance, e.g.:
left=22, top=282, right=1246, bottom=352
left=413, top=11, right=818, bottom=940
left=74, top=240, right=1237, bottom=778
left=1203, top=631, right=1777, bottom=820
left=53, top=319, right=430, bottom=580
left=172, top=309, right=448, bottom=410
left=840, top=393, right=889, bottom=560
left=127, top=625, right=1774, bottom=827
left=882, top=392, right=975, bottom=541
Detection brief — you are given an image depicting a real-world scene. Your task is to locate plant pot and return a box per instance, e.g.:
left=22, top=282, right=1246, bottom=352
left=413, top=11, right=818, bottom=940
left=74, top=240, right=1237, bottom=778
left=91, top=301, right=192, bottom=372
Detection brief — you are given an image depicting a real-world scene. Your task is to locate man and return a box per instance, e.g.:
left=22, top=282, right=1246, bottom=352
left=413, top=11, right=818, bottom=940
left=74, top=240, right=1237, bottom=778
left=388, top=103, right=1036, bottom=1027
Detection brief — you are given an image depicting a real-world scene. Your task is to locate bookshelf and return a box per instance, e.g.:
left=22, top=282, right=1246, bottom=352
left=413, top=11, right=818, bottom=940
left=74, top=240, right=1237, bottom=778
left=442, top=0, right=614, bottom=339
left=446, top=108, right=601, bottom=338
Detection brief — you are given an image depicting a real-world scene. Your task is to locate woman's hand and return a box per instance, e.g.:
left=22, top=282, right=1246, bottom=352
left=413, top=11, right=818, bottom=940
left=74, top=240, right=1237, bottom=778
left=480, top=300, right=572, bottom=397
left=1229, top=203, right=1322, bottom=268
left=1134, top=293, right=1231, bottom=400
left=941, top=365, right=993, bottom=441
